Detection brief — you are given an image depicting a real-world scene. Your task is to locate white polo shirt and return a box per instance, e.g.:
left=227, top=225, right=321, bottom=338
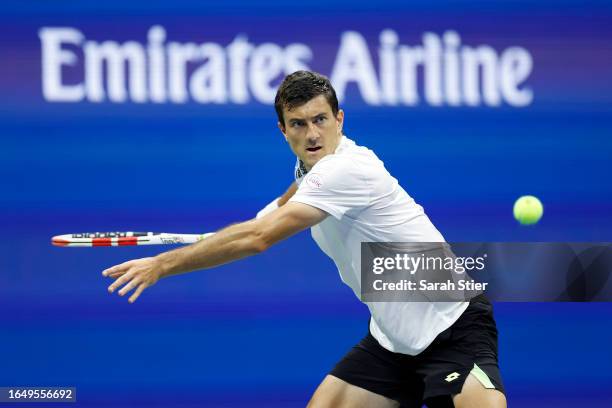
left=289, top=136, right=469, bottom=355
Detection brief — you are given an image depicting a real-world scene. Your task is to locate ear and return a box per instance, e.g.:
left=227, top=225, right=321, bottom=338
left=336, top=109, right=345, bottom=134
left=277, top=121, right=288, bottom=142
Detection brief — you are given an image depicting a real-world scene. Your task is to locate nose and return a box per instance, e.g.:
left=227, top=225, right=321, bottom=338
left=306, top=122, right=320, bottom=145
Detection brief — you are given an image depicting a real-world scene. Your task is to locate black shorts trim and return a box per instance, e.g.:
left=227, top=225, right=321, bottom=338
left=329, top=296, right=504, bottom=407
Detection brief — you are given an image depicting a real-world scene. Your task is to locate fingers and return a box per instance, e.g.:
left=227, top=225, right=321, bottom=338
left=128, top=283, right=148, bottom=303
left=107, top=271, right=124, bottom=279
left=102, top=257, right=158, bottom=303
left=107, top=271, right=132, bottom=293
left=117, top=277, right=140, bottom=297
left=109, top=275, right=148, bottom=304
left=102, top=260, right=133, bottom=277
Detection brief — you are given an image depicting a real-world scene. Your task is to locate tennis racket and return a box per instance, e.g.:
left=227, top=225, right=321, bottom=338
left=51, top=232, right=214, bottom=247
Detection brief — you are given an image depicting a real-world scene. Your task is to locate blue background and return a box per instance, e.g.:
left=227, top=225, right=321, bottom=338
left=1, top=1, right=612, bottom=406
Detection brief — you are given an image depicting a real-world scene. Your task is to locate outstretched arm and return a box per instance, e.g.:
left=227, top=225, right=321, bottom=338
left=102, top=201, right=326, bottom=303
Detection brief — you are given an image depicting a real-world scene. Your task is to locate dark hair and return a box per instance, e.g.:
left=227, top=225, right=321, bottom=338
left=274, top=70, right=339, bottom=127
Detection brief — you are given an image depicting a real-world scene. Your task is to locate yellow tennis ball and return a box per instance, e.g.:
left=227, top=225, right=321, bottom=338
left=513, top=195, right=543, bottom=225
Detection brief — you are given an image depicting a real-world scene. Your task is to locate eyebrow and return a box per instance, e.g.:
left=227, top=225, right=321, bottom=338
left=287, top=112, right=328, bottom=122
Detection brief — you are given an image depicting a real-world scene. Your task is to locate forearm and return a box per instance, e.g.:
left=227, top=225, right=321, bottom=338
left=155, top=219, right=265, bottom=278
left=158, top=183, right=297, bottom=278
left=257, top=182, right=297, bottom=218
left=278, top=182, right=297, bottom=206
left=103, top=201, right=326, bottom=303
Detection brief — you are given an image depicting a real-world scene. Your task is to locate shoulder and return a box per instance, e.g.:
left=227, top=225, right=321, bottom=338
left=300, top=157, right=373, bottom=198
left=311, top=154, right=355, bottom=174
left=298, top=137, right=386, bottom=193
left=315, top=139, right=379, bottom=173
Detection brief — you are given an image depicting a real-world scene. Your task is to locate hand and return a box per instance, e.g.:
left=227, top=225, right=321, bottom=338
left=102, top=257, right=163, bottom=303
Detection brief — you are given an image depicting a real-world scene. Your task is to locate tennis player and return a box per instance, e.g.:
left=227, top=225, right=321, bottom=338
left=103, top=70, right=506, bottom=407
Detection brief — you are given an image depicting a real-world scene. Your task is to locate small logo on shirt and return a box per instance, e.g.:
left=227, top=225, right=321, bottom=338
left=445, top=372, right=461, bottom=382
left=306, top=174, right=323, bottom=189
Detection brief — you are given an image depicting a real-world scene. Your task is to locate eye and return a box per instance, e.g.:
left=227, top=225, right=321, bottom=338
left=290, top=121, right=304, bottom=128
left=314, top=116, right=327, bottom=124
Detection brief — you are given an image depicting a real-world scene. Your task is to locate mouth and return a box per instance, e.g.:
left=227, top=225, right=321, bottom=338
left=306, top=146, right=322, bottom=153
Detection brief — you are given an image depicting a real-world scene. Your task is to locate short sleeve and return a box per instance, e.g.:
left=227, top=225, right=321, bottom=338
left=289, top=156, right=372, bottom=220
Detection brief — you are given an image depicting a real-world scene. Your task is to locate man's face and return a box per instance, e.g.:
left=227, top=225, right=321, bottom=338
left=278, top=94, right=344, bottom=171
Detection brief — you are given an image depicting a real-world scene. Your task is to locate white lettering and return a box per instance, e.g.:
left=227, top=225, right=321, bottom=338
left=500, top=47, right=533, bottom=106
left=462, top=45, right=500, bottom=106
left=284, top=43, right=312, bottom=74
left=227, top=36, right=253, bottom=104
left=84, top=40, right=147, bottom=103
left=443, top=31, right=461, bottom=106
left=331, top=31, right=381, bottom=105
left=38, top=26, right=533, bottom=108
left=250, top=43, right=284, bottom=103
left=39, top=27, right=84, bottom=102
left=379, top=29, right=399, bottom=105
left=148, top=26, right=167, bottom=103
left=398, top=45, right=423, bottom=105
left=422, top=32, right=443, bottom=106
left=167, top=42, right=198, bottom=103
left=190, top=43, right=227, bottom=103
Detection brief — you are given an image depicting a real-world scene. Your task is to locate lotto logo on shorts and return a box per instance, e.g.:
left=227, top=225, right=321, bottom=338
left=445, top=372, right=461, bottom=382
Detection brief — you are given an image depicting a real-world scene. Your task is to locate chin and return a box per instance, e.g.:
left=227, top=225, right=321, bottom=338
left=306, top=156, right=321, bottom=167
left=303, top=159, right=315, bottom=169
left=310, top=152, right=327, bottom=164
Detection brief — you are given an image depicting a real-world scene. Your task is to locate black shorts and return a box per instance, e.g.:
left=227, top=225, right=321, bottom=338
left=329, top=295, right=504, bottom=407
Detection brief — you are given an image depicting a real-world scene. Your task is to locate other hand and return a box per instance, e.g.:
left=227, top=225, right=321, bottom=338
left=102, top=257, right=162, bottom=303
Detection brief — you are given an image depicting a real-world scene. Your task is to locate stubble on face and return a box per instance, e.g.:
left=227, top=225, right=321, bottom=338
left=279, top=95, right=344, bottom=171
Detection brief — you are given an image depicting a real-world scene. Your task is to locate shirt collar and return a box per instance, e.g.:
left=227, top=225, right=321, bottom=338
left=294, top=135, right=349, bottom=182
